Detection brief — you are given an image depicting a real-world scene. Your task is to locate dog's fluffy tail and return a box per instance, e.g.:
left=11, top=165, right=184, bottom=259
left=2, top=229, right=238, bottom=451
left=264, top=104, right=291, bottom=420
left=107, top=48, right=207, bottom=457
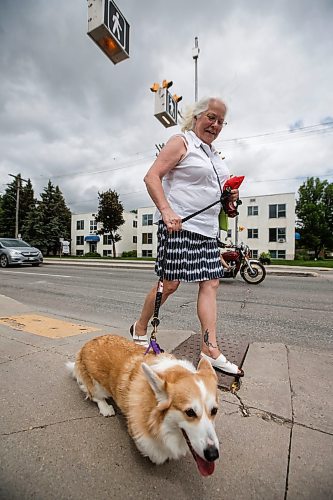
left=65, top=361, right=75, bottom=377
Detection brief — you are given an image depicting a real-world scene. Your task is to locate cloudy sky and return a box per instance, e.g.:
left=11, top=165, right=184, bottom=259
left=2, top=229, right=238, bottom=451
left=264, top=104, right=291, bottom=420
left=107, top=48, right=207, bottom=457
left=1, top=0, right=332, bottom=214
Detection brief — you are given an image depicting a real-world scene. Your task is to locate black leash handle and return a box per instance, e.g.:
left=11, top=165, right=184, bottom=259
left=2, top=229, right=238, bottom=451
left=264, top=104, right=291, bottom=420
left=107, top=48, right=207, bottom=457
left=181, top=191, right=229, bottom=223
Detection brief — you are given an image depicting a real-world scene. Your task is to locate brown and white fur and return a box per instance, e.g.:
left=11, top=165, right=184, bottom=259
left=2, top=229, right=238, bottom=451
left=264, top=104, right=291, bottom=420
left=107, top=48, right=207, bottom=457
left=66, top=334, right=220, bottom=476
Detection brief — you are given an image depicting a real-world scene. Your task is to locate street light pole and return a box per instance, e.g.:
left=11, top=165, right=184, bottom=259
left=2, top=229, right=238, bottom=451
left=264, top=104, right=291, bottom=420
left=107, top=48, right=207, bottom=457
left=8, top=174, right=28, bottom=239
left=192, top=37, right=200, bottom=102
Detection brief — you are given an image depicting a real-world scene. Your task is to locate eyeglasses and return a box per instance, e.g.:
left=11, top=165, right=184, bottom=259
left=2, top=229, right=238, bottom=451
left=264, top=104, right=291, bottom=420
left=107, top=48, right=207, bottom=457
left=205, top=113, right=227, bottom=127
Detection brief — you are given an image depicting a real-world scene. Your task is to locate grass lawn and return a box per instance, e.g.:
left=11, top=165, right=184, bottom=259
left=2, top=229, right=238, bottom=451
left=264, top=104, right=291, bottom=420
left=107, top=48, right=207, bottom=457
left=45, top=255, right=333, bottom=268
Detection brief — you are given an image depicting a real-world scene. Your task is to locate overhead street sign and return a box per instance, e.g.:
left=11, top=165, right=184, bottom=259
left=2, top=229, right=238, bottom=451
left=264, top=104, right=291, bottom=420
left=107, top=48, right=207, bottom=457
left=87, top=0, right=130, bottom=64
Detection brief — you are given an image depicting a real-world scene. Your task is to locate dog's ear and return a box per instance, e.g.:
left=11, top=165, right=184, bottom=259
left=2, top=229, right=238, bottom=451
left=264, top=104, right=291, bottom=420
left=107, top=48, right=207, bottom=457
left=197, top=358, right=217, bottom=378
left=142, top=363, right=169, bottom=404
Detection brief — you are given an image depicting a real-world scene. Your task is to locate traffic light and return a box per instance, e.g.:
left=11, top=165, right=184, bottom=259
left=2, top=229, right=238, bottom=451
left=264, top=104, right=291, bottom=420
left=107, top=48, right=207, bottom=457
left=152, top=79, right=181, bottom=128
left=162, top=79, right=173, bottom=89
left=150, top=82, right=160, bottom=92
left=172, top=94, right=182, bottom=103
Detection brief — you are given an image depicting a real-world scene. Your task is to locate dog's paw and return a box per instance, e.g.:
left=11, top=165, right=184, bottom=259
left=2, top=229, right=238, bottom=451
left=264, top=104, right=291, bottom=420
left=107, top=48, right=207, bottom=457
left=97, top=400, right=115, bottom=417
left=100, top=406, right=116, bottom=417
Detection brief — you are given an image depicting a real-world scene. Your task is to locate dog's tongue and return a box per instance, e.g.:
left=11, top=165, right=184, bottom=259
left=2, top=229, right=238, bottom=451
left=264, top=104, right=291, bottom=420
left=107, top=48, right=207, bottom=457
left=195, top=453, right=215, bottom=477
left=182, top=430, right=216, bottom=476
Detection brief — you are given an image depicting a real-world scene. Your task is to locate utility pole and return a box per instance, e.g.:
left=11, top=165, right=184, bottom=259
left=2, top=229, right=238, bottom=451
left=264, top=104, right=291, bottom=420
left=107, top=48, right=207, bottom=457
left=192, top=37, right=200, bottom=102
left=8, top=174, right=28, bottom=238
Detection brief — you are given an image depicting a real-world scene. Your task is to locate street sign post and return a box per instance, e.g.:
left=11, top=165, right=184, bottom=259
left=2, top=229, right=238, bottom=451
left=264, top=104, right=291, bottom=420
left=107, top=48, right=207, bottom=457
left=87, top=0, right=130, bottom=64
left=62, top=241, right=70, bottom=255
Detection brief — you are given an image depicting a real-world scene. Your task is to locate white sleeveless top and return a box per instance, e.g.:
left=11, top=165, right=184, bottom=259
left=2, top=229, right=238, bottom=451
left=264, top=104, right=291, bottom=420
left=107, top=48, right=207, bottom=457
left=154, top=130, right=230, bottom=238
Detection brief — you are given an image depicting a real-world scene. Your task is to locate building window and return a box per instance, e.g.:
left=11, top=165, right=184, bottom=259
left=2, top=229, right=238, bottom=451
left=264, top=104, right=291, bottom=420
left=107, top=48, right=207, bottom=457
left=269, top=228, right=286, bottom=242
left=142, top=233, right=153, bottom=244
left=76, top=236, right=84, bottom=245
left=270, top=250, right=286, bottom=259
left=248, top=206, right=258, bottom=216
left=133, top=220, right=137, bottom=228
left=142, top=250, right=153, bottom=257
left=76, top=250, right=84, bottom=256
left=142, top=214, right=153, bottom=226
left=90, top=220, right=97, bottom=232
left=269, top=204, right=286, bottom=218
left=103, top=250, right=113, bottom=257
left=103, top=234, right=112, bottom=245
left=133, top=236, right=137, bottom=243
left=251, top=249, right=259, bottom=258
left=76, top=220, right=84, bottom=230
left=247, top=228, right=258, bottom=239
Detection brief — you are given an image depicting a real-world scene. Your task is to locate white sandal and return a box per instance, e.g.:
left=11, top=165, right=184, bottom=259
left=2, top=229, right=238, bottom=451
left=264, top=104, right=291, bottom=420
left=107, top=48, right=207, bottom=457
left=130, top=322, right=149, bottom=347
left=200, top=352, right=244, bottom=377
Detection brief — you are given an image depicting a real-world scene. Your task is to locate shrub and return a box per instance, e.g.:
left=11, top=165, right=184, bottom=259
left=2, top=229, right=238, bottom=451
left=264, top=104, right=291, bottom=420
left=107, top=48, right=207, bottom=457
left=83, top=252, right=101, bottom=258
left=295, top=249, right=309, bottom=261
left=122, top=250, right=137, bottom=258
left=259, top=252, right=271, bottom=265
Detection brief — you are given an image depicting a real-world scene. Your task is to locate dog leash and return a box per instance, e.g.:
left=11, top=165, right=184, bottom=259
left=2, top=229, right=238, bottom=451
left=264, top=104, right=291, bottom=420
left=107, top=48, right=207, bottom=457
left=145, top=228, right=168, bottom=355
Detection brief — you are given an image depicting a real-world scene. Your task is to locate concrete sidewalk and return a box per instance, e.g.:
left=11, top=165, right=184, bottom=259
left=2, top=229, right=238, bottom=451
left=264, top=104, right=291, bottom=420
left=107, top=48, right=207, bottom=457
left=0, top=294, right=332, bottom=500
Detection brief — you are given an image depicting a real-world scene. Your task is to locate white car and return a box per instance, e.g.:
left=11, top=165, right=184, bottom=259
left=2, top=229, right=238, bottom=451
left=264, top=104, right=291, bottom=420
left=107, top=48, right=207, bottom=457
left=0, top=238, right=43, bottom=268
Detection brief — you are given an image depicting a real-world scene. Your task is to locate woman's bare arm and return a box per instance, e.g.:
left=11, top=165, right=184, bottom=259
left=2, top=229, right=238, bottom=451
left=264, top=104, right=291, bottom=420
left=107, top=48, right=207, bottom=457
left=144, top=135, right=186, bottom=232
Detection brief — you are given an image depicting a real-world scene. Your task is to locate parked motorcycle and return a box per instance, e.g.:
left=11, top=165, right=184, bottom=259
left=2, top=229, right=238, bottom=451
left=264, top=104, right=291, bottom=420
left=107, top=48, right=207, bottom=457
left=219, top=241, right=266, bottom=284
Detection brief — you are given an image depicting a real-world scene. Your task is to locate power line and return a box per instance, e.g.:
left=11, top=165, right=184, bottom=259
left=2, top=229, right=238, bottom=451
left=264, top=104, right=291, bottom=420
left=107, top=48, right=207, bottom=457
left=220, top=121, right=333, bottom=144
left=67, top=172, right=333, bottom=208
left=32, top=121, right=333, bottom=183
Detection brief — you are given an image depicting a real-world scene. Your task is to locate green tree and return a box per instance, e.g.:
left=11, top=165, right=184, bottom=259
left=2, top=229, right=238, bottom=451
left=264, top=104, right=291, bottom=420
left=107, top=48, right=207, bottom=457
left=19, top=179, right=35, bottom=230
left=95, top=189, right=124, bottom=258
left=21, top=181, right=71, bottom=255
left=0, top=179, right=17, bottom=237
left=296, top=177, right=333, bottom=259
left=0, top=175, right=35, bottom=238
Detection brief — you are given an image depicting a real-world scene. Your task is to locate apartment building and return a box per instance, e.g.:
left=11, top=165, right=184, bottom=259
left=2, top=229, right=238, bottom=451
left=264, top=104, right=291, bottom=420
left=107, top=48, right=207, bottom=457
left=227, top=192, right=296, bottom=260
left=71, top=192, right=296, bottom=260
left=136, top=192, right=296, bottom=260
left=71, top=212, right=137, bottom=257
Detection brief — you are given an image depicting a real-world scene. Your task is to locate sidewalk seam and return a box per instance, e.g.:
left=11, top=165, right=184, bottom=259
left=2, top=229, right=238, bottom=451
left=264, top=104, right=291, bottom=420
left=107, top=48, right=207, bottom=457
left=1, top=414, right=102, bottom=437
left=284, top=345, right=295, bottom=500
left=222, top=395, right=293, bottom=426
left=219, top=396, right=332, bottom=435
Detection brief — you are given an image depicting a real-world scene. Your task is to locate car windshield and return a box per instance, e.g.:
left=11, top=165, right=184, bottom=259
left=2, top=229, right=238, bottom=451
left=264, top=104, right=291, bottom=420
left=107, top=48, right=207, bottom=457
left=0, top=239, right=31, bottom=248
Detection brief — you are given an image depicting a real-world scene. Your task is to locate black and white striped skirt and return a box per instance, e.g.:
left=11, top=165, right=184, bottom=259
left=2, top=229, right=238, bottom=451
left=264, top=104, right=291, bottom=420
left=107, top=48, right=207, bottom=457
left=155, top=222, right=224, bottom=282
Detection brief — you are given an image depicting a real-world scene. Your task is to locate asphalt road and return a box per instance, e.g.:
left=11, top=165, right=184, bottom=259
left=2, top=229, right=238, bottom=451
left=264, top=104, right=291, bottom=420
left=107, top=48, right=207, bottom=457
left=1, top=264, right=332, bottom=349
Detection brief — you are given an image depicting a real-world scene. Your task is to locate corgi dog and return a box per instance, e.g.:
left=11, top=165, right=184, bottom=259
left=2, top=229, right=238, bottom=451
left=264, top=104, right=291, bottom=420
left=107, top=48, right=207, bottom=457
left=66, top=334, right=220, bottom=476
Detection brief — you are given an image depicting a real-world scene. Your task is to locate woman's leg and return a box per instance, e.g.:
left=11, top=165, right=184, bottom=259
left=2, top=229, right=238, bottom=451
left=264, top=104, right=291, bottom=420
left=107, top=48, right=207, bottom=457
left=197, top=279, right=221, bottom=358
left=197, top=279, right=243, bottom=375
left=134, top=279, right=180, bottom=336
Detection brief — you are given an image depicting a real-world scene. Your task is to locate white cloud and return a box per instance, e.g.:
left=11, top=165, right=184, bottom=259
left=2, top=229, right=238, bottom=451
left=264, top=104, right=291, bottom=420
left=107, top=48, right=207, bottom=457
left=0, top=0, right=332, bottom=213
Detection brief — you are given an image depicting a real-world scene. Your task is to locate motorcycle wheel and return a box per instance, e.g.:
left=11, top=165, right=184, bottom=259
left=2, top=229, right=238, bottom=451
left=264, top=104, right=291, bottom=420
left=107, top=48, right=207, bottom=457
left=240, top=262, right=266, bottom=284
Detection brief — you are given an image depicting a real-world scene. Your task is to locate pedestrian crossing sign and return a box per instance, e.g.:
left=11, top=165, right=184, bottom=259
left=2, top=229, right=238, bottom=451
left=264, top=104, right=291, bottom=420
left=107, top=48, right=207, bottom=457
left=87, top=0, right=130, bottom=64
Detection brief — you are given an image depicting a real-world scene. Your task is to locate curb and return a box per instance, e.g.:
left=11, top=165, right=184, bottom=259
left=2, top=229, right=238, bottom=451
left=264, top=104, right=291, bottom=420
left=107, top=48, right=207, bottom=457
left=265, top=269, right=319, bottom=277
left=41, top=259, right=321, bottom=276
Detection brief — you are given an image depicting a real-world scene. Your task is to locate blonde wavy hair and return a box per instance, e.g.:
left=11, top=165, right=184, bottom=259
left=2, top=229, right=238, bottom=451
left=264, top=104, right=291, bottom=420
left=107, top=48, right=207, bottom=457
left=180, top=97, right=227, bottom=132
